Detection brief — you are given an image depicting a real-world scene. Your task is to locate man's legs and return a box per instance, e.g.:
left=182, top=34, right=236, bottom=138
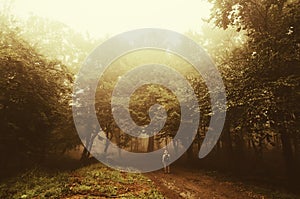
left=163, top=162, right=167, bottom=173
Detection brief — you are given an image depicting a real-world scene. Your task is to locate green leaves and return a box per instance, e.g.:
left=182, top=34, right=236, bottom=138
left=0, top=15, right=80, bottom=173
left=209, top=0, right=300, bottom=168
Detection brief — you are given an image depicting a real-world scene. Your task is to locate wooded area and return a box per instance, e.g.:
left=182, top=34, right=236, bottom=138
left=0, top=0, right=299, bottom=197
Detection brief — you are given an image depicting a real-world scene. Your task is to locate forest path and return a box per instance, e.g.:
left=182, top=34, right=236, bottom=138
left=146, top=167, right=268, bottom=199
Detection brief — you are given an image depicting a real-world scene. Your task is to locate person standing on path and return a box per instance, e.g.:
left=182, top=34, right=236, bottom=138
left=162, top=149, right=171, bottom=173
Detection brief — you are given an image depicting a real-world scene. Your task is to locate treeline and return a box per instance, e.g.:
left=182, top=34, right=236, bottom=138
left=0, top=0, right=299, bottom=192
left=78, top=0, right=300, bottom=191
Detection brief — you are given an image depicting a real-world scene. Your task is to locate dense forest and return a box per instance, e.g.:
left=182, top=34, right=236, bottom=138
left=0, top=0, right=299, bottom=198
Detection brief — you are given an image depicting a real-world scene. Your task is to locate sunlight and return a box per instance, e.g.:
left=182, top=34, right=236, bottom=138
left=1, top=0, right=299, bottom=197
left=11, top=0, right=212, bottom=38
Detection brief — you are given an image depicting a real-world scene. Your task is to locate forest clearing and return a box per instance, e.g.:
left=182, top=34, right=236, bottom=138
left=0, top=0, right=299, bottom=198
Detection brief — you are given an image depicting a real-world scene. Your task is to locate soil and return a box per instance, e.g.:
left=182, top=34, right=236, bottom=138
left=146, top=167, right=269, bottom=199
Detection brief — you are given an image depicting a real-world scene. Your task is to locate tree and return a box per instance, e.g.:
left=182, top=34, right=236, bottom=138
left=209, top=0, right=300, bottom=188
left=18, top=15, right=101, bottom=73
left=0, top=16, right=80, bottom=175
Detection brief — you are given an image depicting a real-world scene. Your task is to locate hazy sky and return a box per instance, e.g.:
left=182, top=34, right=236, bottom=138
left=11, top=0, right=212, bottom=38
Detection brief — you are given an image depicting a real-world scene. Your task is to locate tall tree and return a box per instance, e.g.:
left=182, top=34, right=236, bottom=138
left=209, top=0, right=300, bottom=187
left=0, top=15, right=80, bottom=175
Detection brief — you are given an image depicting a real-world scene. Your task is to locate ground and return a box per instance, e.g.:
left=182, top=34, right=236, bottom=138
left=0, top=163, right=163, bottom=199
left=0, top=163, right=298, bottom=198
left=148, top=168, right=263, bottom=199
left=146, top=167, right=298, bottom=199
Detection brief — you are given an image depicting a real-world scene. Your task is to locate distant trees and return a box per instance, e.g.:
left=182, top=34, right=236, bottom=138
left=89, top=50, right=212, bottom=160
left=94, top=51, right=184, bottom=154
left=18, top=15, right=101, bottom=73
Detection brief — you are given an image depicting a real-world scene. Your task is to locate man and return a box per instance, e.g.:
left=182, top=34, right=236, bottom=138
left=162, top=149, right=171, bottom=173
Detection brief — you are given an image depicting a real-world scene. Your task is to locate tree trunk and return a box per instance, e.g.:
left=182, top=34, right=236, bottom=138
left=104, top=132, right=112, bottom=153
left=281, top=132, right=298, bottom=190
left=81, top=134, right=91, bottom=161
left=186, top=143, right=194, bottom=161
left=147, top=136, right=154, bottom=152
left=235, top=133, right=245, bottom=159
left=220, top=110, right=234, bottom=170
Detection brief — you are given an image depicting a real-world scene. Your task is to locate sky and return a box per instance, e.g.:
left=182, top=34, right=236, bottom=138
left=10, top=0, right=212, bottom=38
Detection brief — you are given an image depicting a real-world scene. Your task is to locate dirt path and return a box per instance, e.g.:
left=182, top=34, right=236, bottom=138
left=146, top=167, right=268, bottom=199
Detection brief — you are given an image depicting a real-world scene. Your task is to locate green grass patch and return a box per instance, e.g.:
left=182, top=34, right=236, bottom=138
left=0, top=163, right=163, bottom=199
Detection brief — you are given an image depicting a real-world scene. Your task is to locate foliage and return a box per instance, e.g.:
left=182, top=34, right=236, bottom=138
left=208, top=0, right=300, bottom=188
left=0, top=14, right=80, bottom=173
left=17, top=15, right=102, bottom=73
left=88, top=49, right=212, bottom=153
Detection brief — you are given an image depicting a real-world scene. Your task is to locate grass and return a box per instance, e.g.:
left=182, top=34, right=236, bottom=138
left=0, top=163, right=164, bottom=199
